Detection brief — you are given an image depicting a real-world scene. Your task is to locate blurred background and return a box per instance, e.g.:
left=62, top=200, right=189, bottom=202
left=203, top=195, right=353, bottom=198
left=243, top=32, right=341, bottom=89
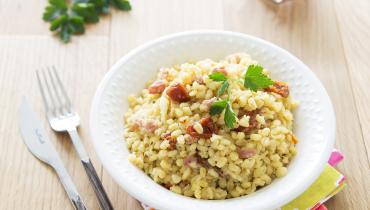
left=0, top=0, right=369, bottom=209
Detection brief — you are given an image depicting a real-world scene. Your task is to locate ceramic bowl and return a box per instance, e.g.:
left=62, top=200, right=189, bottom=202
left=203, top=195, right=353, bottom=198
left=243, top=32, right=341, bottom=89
left=90, top=30, right=335, bottom=210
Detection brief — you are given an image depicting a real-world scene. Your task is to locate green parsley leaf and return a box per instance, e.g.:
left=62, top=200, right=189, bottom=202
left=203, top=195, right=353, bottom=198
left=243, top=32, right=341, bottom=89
left=43, top=0, right=68, bottom=21
left=43, top=0, right=131, bottom=43
left=75, top=0, right=110, bottom=14
left=224, top=103, right=237, bottom=128
left=217, top=81, right=229, bottom=97
left=72, top=2, right=100, bottom=23
left=50, top=14, right=68, bottom=31
left=93, top=0, right=110, bottom=13
left=210, top=100, right=228, bottom=115
left=209, top=72, right=227, bottom=81
left=58, top=15, right=85, bottom=43
left=68, top=16, right=85, bottom=34
left=111, top=0, right=132, bottom=10
left=244, top=65, right=274, bottom=91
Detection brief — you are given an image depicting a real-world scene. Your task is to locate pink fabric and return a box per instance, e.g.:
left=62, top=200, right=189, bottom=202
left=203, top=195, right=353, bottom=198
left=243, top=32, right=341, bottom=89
left=338, top=176, right=346, bottom=186
left=314, top=204, right=328, bottom=210
left=328, top=149, right=344, bottom=166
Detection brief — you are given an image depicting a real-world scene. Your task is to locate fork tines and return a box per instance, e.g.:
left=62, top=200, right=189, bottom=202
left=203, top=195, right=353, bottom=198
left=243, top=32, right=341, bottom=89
left=36, top=66, right=73, bottom=117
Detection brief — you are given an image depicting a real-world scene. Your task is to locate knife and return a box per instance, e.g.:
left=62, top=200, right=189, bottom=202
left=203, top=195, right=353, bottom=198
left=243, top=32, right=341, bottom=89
left=18, top=98, right=87, bottom=210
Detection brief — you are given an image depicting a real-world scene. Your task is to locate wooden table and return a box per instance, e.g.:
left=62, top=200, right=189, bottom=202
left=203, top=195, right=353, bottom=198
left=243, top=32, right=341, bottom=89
left=1, top=0, right=369, bottom=209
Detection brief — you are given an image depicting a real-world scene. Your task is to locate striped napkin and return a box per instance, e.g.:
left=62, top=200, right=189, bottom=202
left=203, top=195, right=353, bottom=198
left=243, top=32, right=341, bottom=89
left=141, top=150, right=345, bottom=210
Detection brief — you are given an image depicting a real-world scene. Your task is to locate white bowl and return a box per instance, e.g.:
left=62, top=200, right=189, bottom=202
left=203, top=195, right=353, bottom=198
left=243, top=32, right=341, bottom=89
left=90, top=30, right=335, bottom=210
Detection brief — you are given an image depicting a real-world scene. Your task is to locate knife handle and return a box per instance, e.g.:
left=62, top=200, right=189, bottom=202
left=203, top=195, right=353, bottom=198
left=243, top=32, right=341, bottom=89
left=52, top=158, right=88, bottom=210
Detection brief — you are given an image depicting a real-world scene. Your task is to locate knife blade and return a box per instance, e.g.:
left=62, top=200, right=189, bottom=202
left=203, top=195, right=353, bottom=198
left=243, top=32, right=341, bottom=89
left=19, top=98, right=59, bottom=164
left=18, top=98, right=87, bottom=210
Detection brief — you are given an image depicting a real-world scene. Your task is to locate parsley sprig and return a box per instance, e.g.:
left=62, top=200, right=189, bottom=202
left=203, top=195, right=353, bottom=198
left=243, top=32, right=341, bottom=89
left=208, top=72, right=237, bottom=128
left=244, top=65, right=273, bottom=91
left=43, top=0, right=131, bottom=42
left=208, top=65, right=273, bottom=129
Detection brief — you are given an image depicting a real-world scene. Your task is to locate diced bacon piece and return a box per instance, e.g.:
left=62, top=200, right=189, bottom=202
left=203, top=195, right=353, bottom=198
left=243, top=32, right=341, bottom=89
left=184, top=154, right=225, bottom=177
left=212, top=67, right=228, bottom=76
left=202, top=97, right=217, bottom=109
left=184, top=155, right=198, bottom=166
left=148, top=80, right=167, bottom=94
left=186, top=117, right=216, bottom=139
left=237, top=148, right=256, bottom=159
left=195, top=154, right=225, bottom=177
left=265, top=81, right=289, bottom=98
left=143, top=119, right=159, bottom=133
left=195, top=154, right=211, bottom=168
left=166, top=82, right=190, bottom=103
left=131, top=118, right=159, bottom=133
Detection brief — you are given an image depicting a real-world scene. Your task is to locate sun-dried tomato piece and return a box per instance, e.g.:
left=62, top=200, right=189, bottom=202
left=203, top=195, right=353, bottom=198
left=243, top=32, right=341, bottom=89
left=166, top=82, right=190, bottom=102
left=148, top=80, right=167, bottom=94
left=186, top=117, right=216, bottom=139
left=234, top=109, right=260, bottom=133
left=162, top=132, right=177, bottom=150
left=265, top=81, right=289, bottom=98
left=199, top=117, right=216, bottom=136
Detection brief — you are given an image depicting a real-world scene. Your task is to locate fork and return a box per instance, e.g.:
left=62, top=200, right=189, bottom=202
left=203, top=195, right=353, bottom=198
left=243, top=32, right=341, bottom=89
left=36, top=67, right=114, bottom=210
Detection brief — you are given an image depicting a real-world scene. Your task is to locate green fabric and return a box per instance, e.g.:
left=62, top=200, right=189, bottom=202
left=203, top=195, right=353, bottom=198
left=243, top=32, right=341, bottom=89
left=282, top=165, right=346, bottom=210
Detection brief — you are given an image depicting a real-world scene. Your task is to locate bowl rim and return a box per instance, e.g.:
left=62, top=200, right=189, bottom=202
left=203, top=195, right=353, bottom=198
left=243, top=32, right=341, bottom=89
left=90, top=30, right=336, bottom=210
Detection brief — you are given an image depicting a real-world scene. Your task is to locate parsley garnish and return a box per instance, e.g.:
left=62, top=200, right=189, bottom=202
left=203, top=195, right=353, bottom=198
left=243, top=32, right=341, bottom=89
left=224, top=102, right=237, bottom=128
left=244, top=65, right=274, bottom=91
left=209, top=72, right=237, bottom=128
left=50, top=15, right=85, bottom=42
left=43, top=0, right=131, bottom=43
left=210, top=99, right=227, bottom=115
left=217, top=81, right=229, bottom=97
left=208, top=64, right=274, bottom=128
left=209, top=72, right=227, bottom=81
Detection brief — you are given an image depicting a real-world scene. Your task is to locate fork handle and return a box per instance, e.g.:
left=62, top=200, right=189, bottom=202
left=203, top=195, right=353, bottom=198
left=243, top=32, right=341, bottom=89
left=82, top=159, right=114, bottom=210
left=68, top=128, right=114, bottom=210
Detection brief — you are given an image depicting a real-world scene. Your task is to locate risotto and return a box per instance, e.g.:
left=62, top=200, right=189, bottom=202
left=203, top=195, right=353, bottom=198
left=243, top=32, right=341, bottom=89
left=123, top=53, right=298, bottom=199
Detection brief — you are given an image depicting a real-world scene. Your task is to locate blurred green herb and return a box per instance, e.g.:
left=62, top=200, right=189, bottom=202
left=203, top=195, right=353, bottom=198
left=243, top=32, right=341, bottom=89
left=43, top=0, right=131, bottom=43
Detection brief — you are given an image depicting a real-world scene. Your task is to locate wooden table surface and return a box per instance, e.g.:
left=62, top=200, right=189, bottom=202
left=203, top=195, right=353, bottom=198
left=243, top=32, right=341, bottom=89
left=1, top=0, right=369, bottom=209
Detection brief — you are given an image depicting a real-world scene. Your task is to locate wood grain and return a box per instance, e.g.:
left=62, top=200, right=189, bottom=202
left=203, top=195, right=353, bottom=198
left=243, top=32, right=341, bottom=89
left=222, top=1, right=370, bottom=208
left=0, top=0, right=369, bottom=209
